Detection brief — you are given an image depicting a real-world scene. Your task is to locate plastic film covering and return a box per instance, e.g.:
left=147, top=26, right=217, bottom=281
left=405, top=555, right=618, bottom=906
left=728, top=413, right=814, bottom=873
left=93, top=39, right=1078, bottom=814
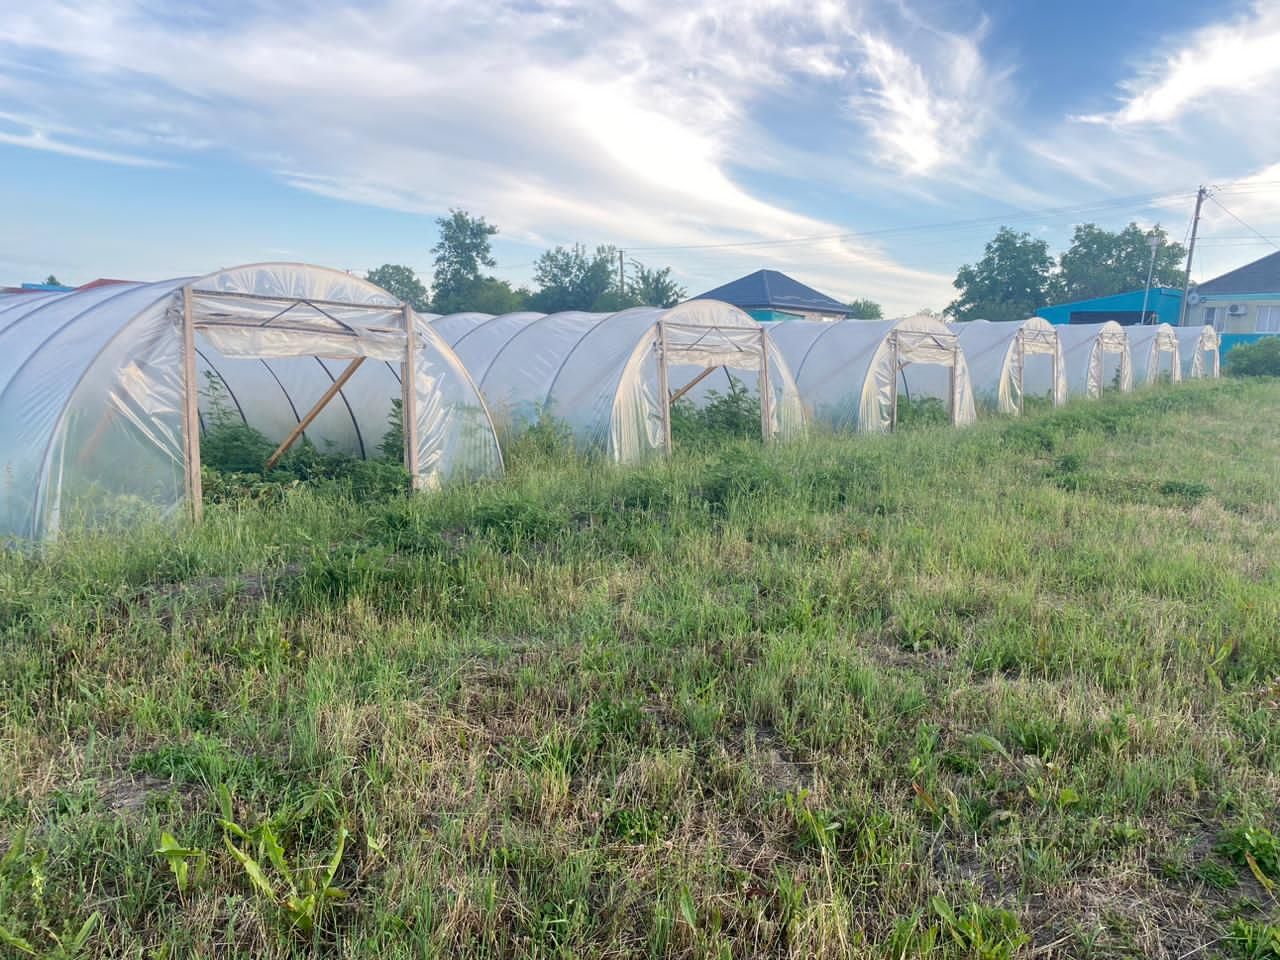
left=1056, top=322, right=1133, bottom=399
left=1174, top=325, right=1220, bottom=379
left=1127, top=324, right=1181, bottom=385
left=769, top=315, right=976, bottom=433
left=0, top=263, right=502, bottom=542
left=947, top=318, right=1067, bottom=413
left=431, top=300, right=805, bottom=460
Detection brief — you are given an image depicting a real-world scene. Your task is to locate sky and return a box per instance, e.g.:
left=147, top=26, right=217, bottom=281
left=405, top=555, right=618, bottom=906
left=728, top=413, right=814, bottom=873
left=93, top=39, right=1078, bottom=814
left=3, top=0, right=1280, bottom=314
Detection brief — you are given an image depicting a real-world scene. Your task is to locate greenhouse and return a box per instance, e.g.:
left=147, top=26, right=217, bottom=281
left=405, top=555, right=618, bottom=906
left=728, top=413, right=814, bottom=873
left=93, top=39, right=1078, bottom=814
left=950, top=317, right=1067, bottom=414
left=1127, top=323, right=1182, bottom=385
left=427, top=301, right=806, bottom=460
left=1055, top=321, right=1133, bottom=398
left=0, top=263, right=502, bottom=542
left=1174, top=325, right=1221, bottom=379
left=767, top=315, right=977, bottom=432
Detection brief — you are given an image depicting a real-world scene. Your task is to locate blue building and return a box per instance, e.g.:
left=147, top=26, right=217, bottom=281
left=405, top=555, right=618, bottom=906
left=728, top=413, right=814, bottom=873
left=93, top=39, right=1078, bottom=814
left=694, top=269, right=849, bottom=322
left=1036, top=287, right=1184, bottom=327
left=1037, top=251, right=1280, bottom=360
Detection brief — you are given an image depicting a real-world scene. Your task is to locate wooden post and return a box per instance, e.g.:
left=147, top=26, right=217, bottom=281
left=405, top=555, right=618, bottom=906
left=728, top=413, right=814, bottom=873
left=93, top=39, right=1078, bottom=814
left=1051, top=342, right=1062, bottom=406
left=181, top=286, right=203, bottom=523
left=656, top=320, right=673, bottom=454
left=758, top=327, right=774, bottom=442
left=264, top=357, right=365, bottom=470
left=1015, top=332, right=1026, bottom=415
left=402, top=305, right=422, bottom=489
left=948, top=343, right=959, bottom=425
left=887, top=333, right=900, bottom=431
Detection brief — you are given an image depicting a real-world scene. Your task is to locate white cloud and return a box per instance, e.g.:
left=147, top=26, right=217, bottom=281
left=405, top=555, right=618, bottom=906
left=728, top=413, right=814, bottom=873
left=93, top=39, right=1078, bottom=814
left=0, top=126, right=164, bottom=167
left=0, top=0, right=1006, bottom=309
left=850, top=25, right=997, bottom=176
left=1079, top=2, right=1280, bottom=127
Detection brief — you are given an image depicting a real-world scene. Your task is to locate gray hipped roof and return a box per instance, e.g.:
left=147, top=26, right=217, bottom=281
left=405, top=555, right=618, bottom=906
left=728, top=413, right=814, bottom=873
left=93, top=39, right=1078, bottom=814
left=693, top=269, right=848, bottom=315
left=1197, top=250, right=1280, bottom=296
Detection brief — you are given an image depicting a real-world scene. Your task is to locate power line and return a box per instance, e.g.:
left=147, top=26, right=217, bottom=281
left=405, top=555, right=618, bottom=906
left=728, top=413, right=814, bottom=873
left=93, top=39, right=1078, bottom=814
left=1206, top=194, right=1280, bottom=251
left=625, top=188, right=1199, bottom=253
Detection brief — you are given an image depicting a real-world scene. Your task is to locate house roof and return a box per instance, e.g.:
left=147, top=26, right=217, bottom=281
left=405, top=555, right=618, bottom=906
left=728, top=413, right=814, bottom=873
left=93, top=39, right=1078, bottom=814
left=693, top=269, right=848, bottom=315
left=1196, top=250, right=1280, bottom=296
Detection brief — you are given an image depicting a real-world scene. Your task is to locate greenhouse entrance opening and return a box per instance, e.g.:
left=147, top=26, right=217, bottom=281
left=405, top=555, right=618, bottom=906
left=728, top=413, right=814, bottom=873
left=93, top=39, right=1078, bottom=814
left=886, top=327, right=967, bottom=429
left=654, top=319, right=774, bottom=451
left=182, top=285, right=423, bottom=519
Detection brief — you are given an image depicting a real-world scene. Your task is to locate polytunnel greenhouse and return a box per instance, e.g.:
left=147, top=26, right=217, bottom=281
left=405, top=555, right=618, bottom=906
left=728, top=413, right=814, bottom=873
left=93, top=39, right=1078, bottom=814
left=1174, top=325, right=1221, bottom=379
left=949, top=317, right=1067, bottom=414
left=767, top=315, right=977, bottom=433
left=1127, top=323, right=1182, bottom=385
left=0, top=263, right=502, bottom=542
left=427, top=300, right=806, bottom=460
left=1056, top=322, right=1133, bottom=399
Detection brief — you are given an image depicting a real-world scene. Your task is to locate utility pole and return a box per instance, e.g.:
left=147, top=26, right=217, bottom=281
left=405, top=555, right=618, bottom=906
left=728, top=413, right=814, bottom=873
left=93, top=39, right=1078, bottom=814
left=1178, top=185, right=1207, bottom=328
left=618, top=249, right=625, bottom=295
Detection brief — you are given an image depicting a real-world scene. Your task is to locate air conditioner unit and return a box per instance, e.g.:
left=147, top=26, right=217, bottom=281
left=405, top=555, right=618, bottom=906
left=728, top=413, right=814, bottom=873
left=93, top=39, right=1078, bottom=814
left=1227, top=304, right=1247, bottom=316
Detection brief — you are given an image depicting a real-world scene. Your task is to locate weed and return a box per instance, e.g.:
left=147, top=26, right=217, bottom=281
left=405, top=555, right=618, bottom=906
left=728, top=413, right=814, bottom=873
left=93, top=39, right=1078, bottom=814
left=1228, top=919, right=1280, bottom=960
left=930, top=897, right=1029, bottom=960
left=217, top=786, right=349, bottom=935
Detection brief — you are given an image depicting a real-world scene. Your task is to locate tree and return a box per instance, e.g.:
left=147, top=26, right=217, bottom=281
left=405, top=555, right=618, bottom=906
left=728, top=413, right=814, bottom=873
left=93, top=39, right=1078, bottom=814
left=846, top=298, right=882, bottom=319
left=456, top=277, right=528, bottom=314
left=44, top=274, right=61, bottom=286
left=947, top=228, right=1058, bottom=323
left=432, top=210, right=498, bottom=312
left=629, top=262, right=686, bottom=308
left=365, top=264, right=429, bottom=311
left=1058, top=222, right=1187, bottom=302
left=529, top=244, right=622, bottom=313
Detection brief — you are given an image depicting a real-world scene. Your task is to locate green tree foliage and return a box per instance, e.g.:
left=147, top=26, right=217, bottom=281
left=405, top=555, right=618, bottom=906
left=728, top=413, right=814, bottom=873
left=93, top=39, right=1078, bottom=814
left=628, top=262, right=686, bottom=308
left=43, top=274, right=61, bottom=286
left=529, top=244, right=622, bottom=312
left=528, top=246, right=685, bottom=312
left=431, top=210, right=499, bottom=313
left=460, top=277, right=528, bottom=314
left=847, top=298, right=883, bottom=319
left=1225, top=337, right=1280, bottom=377
left=365, top=264, right=429, bottom=311
left=1059, top=222, right=1187, bottom=302
left=948, top=228, right=1058, bottom=322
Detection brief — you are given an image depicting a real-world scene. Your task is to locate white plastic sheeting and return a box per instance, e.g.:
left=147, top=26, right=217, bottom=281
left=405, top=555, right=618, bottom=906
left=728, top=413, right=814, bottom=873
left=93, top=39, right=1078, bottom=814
left=0, top=264, right=502, bottom=542
left=1056, top=322, right=1133, bottom=399
left=1127, top=324, right=1182, bottom=385
left=428, top=301, right=806, bottom=460
left=768, top=315, right=977, bottom=433
left=949, top=318, right=1067, bottom=413
left=1174, top=325, right=1220, bottom=379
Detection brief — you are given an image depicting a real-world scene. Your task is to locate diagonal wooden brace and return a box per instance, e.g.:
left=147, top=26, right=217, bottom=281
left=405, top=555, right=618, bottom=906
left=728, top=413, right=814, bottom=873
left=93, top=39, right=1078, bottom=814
left=264, top=357, right=365, bottom=470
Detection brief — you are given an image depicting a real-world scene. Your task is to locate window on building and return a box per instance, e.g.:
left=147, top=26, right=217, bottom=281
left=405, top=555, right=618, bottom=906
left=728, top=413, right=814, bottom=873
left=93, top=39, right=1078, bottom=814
left=1257, top=306, right=1280, bottom=333
left=1202, top=306, right=1223, bottom=331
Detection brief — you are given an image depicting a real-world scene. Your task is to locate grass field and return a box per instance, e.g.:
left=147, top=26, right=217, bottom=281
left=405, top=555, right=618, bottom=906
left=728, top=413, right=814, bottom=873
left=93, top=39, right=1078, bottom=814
left=2, top=379, right=1279, bottom=959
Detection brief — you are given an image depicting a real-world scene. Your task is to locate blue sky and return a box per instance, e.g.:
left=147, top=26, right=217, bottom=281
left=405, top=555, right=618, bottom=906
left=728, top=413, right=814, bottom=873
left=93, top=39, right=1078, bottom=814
left=3, top=0, right=1279, bottom=313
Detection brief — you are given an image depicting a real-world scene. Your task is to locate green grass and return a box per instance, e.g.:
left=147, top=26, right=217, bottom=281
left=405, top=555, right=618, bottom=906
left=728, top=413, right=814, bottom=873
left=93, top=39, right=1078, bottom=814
left=2, top=379, right=1280, bottom=958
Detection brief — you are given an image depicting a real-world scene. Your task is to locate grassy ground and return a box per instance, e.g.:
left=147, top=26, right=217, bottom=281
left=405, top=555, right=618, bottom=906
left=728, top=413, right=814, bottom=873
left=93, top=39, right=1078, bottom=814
left=2, top=380, right=1279, bottom=959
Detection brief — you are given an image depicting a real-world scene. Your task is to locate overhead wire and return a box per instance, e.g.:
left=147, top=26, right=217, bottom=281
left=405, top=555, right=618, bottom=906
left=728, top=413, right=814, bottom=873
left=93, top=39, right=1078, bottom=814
left=1204, top=194, right=1280, bottom=251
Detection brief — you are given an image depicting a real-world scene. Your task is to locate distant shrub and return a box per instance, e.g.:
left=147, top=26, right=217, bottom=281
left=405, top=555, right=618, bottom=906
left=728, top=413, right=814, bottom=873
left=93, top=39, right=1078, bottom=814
left=1226, top=337, right=1280, bottom=377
